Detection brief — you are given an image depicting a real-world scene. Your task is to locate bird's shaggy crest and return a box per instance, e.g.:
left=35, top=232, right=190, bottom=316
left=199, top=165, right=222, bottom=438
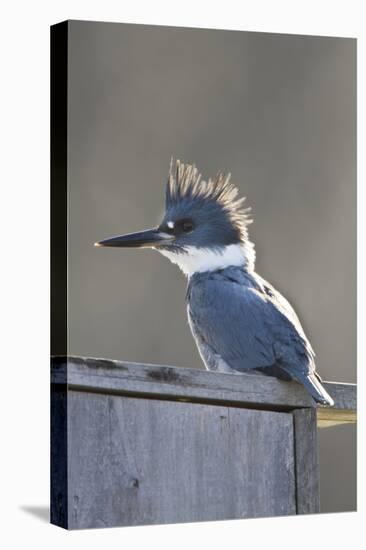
left=166, top=158, right=252, bottom=241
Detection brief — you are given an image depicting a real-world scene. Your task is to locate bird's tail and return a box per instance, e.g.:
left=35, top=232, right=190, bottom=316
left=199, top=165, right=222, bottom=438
left=300, top=373, right=334, bottom=406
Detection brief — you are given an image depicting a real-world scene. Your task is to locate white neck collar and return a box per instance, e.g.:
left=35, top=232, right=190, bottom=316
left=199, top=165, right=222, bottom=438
left=157, top=242, right=255, bottom=276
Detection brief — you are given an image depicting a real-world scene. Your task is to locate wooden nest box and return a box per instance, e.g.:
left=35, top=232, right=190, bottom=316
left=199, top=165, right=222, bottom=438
left=51, top=356, right=356, bottom=529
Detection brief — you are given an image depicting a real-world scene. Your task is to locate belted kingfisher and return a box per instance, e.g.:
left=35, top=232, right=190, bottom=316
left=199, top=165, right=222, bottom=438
left=96, top=159, right=334, bottom=406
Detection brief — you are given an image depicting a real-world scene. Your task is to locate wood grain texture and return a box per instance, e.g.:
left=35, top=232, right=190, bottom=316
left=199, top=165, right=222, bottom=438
left=52, top=356, right=357, bottom=427
left=51, top=356, right=356, bottom=528
left=293, top=408, right=320, bottom=514
left=51, top=384, right=68, bottom=528
left=67, top=391, right=296, bottom=528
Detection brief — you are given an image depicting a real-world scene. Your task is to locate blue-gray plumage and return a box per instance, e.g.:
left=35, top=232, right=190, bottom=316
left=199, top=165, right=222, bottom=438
left=96, top=158, right=334, bottom=406
left=187, top=267, right=332, bottom=404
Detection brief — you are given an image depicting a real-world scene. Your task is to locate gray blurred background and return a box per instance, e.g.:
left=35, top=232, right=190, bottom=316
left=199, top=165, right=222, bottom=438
left=67, top=21, right=356, bottom=513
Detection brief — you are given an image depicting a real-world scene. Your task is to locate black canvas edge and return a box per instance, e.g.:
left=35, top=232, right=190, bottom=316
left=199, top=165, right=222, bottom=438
left=50, top=20, right=68, bottom=529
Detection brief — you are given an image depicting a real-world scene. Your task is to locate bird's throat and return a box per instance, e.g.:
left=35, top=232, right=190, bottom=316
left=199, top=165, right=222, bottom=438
left=158, top=242, right=255, bottom=276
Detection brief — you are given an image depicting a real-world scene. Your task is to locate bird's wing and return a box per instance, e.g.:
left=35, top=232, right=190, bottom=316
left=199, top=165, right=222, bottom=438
left=188, top=276, right=314, bottom=376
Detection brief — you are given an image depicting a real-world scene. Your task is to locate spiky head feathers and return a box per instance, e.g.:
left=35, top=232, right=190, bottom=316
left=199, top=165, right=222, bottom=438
left=163, top=159, right=252, bottom=246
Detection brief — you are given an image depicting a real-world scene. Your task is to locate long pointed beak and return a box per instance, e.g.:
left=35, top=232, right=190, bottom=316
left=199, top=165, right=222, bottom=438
left=94, top=228, right=174, bottom=248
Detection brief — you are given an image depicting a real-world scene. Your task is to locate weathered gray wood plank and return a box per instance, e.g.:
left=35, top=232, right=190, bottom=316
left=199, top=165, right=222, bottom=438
left=51, top=384, right=68, bottom=528
left=293, top=408, right=320, bottom=514
left=52, top=356, right=356, bottom=427
left=317, top=408, right=357, bottom=428
left=67, top=391, right=296, bottom=528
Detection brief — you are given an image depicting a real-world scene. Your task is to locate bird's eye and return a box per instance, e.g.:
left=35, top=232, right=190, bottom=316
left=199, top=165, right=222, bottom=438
left=160, top=219, right=194, bottom=235
left=181, top=220, right=194, bottom=232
